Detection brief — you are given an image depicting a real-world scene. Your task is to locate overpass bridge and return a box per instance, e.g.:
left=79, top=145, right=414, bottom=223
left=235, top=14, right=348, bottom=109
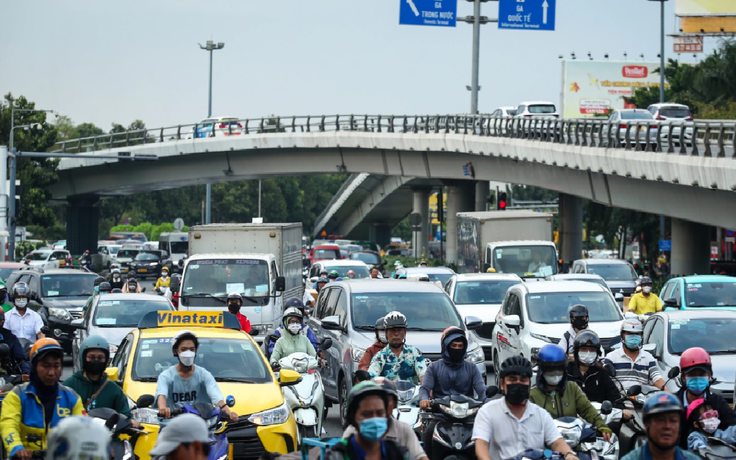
left=48, top=114, right=736, bottom=274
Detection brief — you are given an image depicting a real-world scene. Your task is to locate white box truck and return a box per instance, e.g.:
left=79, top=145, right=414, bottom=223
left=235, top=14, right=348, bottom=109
left=179, top=223, right=303, bottom=342
left=457, top=210, right=556, bottom=279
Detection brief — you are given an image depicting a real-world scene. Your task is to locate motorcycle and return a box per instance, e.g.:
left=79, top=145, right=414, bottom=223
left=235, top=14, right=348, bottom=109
left=88, top=407, right=147, bottom=460
left=696, top=437, right=736, bottom=460
left=278, top=339, right=332, bottom=441
left=555, top=410, right=619, bottom=460
left=505, top=448, right=599, bottom=460
left=420, top=387, right=497, bottom=460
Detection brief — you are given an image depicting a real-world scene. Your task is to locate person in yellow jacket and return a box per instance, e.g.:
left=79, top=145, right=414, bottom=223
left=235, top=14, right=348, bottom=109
left=1, top=338, right=85, bottom=460
left=625, top=277, right=663, bottom=315
left=154, top=266, right=171, bottom=292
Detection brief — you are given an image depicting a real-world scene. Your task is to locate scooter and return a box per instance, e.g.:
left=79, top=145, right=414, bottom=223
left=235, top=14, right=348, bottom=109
left=696, top=437, right=736, bottom=460
left=393, top=380, right=421, bottom=431
left=585, top=401, right=621, bottom=460
left=164, top=398, right=235, bottom=460
left=88, top=407, right=147, bottom=460
left=278, top=339, right=332, bottom=441
left=555, top=411, right=619, bottom=460
left=506, top=448, right=599, bottom=460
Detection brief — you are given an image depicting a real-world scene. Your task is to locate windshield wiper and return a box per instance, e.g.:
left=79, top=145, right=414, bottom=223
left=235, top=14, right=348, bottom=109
left=215, top=377, right=258, bottom=383
left=181, top=294, right=226, bottom=303
left=356, top=325, right=376, bottom=330
left=707, top=349, right=736, bottom=355
left=135, top=377, right=159, bottom=382
left=406, top=327, right=443, bottom=331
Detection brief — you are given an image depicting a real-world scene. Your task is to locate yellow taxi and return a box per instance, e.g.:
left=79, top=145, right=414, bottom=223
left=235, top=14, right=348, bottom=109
left=106, top=310, right=300, bottom=460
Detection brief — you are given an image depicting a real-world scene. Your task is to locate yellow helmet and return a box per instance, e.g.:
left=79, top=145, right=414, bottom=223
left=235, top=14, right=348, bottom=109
left=486, top=267, right=496, bottom=273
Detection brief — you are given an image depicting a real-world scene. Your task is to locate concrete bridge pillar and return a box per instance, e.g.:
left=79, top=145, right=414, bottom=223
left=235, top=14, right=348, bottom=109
left=671, top=218, right=711, bottom=276
left=475, top=181, right=490, bottom=212
left=445, top=181, right=475, bottom=265
left=558, top=193, right=583, bottom=263
left=412, top=187, right=431, bottom=260
left=370, top=223, right=392, bottom=250
left=67, top=195, right=99, bottom=256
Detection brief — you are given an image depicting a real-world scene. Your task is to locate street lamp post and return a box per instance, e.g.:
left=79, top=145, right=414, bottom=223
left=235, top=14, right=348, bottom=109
left=649, top=0, right=668, bottom=103
left=8, top=108, right=57, bottom=261
left=199, top=40, right=225, bottom=225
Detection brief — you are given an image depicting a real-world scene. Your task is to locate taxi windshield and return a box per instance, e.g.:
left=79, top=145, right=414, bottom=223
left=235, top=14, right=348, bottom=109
left=182, top=259, right=270, bottom=297
left=94, top=299, right=173, bottom=327
left=132, top=337, right=271, bottom=383
left=684, top=282, right=736, bottom=307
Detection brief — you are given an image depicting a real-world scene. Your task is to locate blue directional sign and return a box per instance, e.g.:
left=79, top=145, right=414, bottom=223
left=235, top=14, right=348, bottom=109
left=399, top=0, right=457, bottom=27
left=659, top=240, right=672, bottom=251
left=498, top=0, right=556, bottom=31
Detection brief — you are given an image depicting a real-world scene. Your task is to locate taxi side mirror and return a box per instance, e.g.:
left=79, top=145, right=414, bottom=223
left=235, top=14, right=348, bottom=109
left=105, top=367, right=120, bottom=383
left=279, top=369, right=303, bottom=387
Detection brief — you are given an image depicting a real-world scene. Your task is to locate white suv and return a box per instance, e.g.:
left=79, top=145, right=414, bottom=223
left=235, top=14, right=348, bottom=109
left=515, top=101, right=559, bottom=118
left=646, top=103, right=693, bottom=145
left=23, top=249, right=71, bottom=270
left=490, top=280, right=624, bottom=374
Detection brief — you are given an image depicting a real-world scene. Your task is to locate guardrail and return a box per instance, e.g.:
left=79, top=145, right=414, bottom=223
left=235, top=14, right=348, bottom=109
left=50, top=115, right=736, bottom=158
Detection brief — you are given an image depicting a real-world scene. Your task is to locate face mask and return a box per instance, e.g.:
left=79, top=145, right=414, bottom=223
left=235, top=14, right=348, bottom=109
left=642, top=286, right=652, bottom=294
left=578, top=351, right=598, bottom=366
left=288, top=323, right=302, bottom=335
left=83, top=360, right=107, bottom=376
left=15, top=298, right=28, bottom=309
left=378, top=331, right=387, bottom=344
left=543, top=371, right=564, bottom=386
left=702, top=417, right=720, bottom=434
left=359, top=417, right=387, bottom=442
left=178, top=350, right=196, bottom=367
left=572, top=318, right=588, bottom=330
left=162, top=274, right=168, bottom=279
left=624, top=335, right=642, bottom=350
left=447, top=347, right=466, bottom=363
left=505, top=383, right=530, bottom=405
left=687, top=376, right=710, bottom=395
left=228, top=303, right=241, bottom=314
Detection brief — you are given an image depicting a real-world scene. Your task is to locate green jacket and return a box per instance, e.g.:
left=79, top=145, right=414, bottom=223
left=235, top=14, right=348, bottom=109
left=270, top=332, right=316, bottom=363
left=529, top=381, right=612, bottom=434
left=63, top=370, right=131, bottom=416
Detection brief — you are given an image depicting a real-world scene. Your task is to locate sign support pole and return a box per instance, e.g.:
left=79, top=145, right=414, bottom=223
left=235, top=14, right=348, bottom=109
left=471, top=0, right=481, bottom=115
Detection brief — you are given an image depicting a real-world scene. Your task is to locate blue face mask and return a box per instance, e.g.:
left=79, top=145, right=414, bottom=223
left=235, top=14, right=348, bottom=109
left=624, top=335, right=642, bottom=350
left=359, top=417, right=388, bottom=442
left=687, top=376, right=710, bottom=395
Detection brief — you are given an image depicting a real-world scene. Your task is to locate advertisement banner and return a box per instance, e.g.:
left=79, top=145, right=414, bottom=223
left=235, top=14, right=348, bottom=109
left=676, top=0, right=736, bottom=17
left=560, top=60, right=665, bottom=119
left=673, top=35, right=704, bottom=53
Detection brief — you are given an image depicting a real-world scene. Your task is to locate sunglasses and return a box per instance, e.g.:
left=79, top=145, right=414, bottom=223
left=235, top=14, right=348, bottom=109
left=700, top=410, right=719, bottom=420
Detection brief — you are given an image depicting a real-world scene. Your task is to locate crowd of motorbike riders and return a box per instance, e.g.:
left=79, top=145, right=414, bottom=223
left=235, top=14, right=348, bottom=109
left=0, top=267, right=735, bottom=460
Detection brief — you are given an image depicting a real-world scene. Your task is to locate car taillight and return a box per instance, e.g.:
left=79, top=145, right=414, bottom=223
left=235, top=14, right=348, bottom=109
left=237, top=123, right=243, bottom=128
left=686, top=116, right=693, bottom=121
left=219, top=124, right=227, bottom=129
left=620, top=124, right=627, bottom=129
left=524, top=114, right=532, bottom=117
left=656, top=115, right=665, bottom=120
left=553, top=114, right=559, bottom=118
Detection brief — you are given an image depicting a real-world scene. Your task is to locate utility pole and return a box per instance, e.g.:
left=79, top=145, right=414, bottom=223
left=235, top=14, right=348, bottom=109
left=458, top=0, right=496, bottom=115
left=199, top=40, right=225, bottom=224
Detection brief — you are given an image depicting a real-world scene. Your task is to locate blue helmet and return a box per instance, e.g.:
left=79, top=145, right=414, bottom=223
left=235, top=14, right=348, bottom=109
left=537, top=344, right=567, bottom=368
left=284, top=298, right=304, bottom=309
left=643, top=392, right=683, bottom=420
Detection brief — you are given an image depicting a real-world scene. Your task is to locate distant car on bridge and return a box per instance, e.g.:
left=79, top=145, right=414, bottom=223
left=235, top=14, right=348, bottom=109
left=490, top=107, right=517, bottom=117
left=601, top=109, right=659, bottom=148
left=185, top=116, right=243, bottom=139
left=647, top=103, right=693, bottom=146
left=514, top=101, right=559, bottom=119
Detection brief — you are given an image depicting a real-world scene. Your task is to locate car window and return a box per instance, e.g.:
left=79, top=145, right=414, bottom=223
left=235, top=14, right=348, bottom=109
left=27, top=275, right=40, bottom=295
left=314, top=249, right=340, bottom=260
left=620, top=111, right=655, bottom=120
left=659, top=107, right=691, bottom=118
left=668, top=317, right=736, bottom=354
left=660, top=282, right=674, bottom=300
left=507, top=293, right=523, bottom=327
left=132, top=337, right=271, bottom=383
left=672, top=282, right=682, bottom=301
left=27, top=251, right=51, bottom=261
left=517, top=105, right=525, bottom=114
left=650, top=319, right=665, bottom=357
left=94, top=299, right=173, bottom=327
left=527, top=104, right=556, bottom=114
left=684, top=281, right=736, bottom=307
left=316, top=288, right=331, bottom=320
left=454, top=280, right=519, bottom=305
left=350, top=252, right=380, bottom=265
left=525, top=291, right=622, bottom=324
left=585, top=263, right=636, bottom=281
left=324, top=289, right=339, bottom=318
left=350, top=292, right=463, bottom=331
left=98, top=247, right=108, bottom=255
left=323, top=265, right=370, bottom=279
left=113, top=335, right=134, bottom=379
left=643, top=315, right=657, bottom=343
left=41, top=274, right=96, bottom=297
left=333, top=290, right=348, bottom=328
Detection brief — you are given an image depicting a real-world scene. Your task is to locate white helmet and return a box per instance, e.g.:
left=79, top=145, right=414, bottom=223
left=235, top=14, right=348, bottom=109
left=46, top=416, right=111, bottom=460
left=621, top=318, right=643, bottom=334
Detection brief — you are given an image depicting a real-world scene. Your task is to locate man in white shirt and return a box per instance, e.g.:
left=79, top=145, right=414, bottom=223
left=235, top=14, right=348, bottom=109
left=527, top=251, right=547, bottom=273
left=3, top=283, right=44, bottom=343
left=604, top=317, right=665, bottom=392
left=473, top=356, right=578, bottom=460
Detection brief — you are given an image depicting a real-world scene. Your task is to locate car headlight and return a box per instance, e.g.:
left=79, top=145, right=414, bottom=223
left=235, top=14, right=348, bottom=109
left=353, top=347, right=365, bottom=363
left=49, top=307, right=72, bottom=321
left=247, top=402, right=290, bottom=426
left=465, top=345, right=485, bottom=364
left=131, top=407, right=160, bottom=425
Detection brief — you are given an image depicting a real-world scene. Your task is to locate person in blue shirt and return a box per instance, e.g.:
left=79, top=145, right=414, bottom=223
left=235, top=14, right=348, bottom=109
left=155, top=330, right=238, bottom=422
left=266, top=298, right=319, bottom=357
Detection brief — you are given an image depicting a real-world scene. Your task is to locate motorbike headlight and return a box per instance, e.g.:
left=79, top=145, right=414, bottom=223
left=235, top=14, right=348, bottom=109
left=557, top=421, right=583, bottom=449
left=247, top=402, right=290, bottom=426
left=252, top=324, right=272, bottom=335
left=49, top=307, right=72, bottom=321
left=465, top=345, right=485, bottom=364
left=441, top=401, right=471, bottom=418
left=353, top=347, right=365, bottom=363
left=292, top=358, right=309, bottom=374
left=635, top=394, right=648, bottom=405
left=131, top=407, right=161, bottom=425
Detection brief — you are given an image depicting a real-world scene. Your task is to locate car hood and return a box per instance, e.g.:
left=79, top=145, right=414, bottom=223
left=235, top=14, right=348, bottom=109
left=605, top=281, right=637, bottom=290
left=529, top=321, right=623, bottom=340
left=455, top=304, right=502, bottom=323
left=706, top=355, right=736, bottom=386
left=88, top=326, right=136, bottom=348
left=44, top=297, right=88, bottom=310
left=28, top=261, right=46, bottom=266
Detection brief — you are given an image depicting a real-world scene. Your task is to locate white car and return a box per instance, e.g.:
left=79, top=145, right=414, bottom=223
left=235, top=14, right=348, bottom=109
left=185, top=116, right=243, bottom=139
left=490, top=107, right=518, bottom=117
left=491, top=280, right=624, bottom=373
left=646, top=103, right=693, bottom=145
left=23, top=249, right=71, bottom=270
left=514, top=101, right=560, bottom=119
left=444, top=273, right=523, bottom=368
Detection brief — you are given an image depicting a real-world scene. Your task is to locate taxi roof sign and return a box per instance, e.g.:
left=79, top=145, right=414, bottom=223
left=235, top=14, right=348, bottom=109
left=138, top=311, right=241, bottom=330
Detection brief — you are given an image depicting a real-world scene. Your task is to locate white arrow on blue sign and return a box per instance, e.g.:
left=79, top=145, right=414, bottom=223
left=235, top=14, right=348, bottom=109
left=498, top=0, right=556, bottom=31
left=399, top=0, right=457, bottom=27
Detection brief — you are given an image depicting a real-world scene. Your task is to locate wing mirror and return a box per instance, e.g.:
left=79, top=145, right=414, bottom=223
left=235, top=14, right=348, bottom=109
left=627, top=385, right=642, bottom=397
left=664, top=297, right=680, bottom=309
left=486, top=386, right=499, bottom=398
left=601, top=400, right=613, bottom=415
left=320, top=337, right=333, bottom=352
left=668, top=366, right=681, bottom=380
left=604, top=362, right=617, bottom=377
left=275, top=276, right=286, bottom=292
left=464, top=316, right=482, bottom=330
left=136, top=394, right=155, bottom=409
left=322, top=316, right=342, bottom=331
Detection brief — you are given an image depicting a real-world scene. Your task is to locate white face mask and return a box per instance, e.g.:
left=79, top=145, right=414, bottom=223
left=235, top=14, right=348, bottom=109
left=544, top=371, right=564, bottom=386
left=642, top=286, right=652, bottom=294
left=15, top=298, right=28, bottom=309
left=378, top=331, right=388, bottom=344
left=578, top=351, right=598, bottom=366
left=288, top=323, right=302, bottom=335
left=702, top=417, right=720, bottom=434
left=178, top=350, right=195, bottom=367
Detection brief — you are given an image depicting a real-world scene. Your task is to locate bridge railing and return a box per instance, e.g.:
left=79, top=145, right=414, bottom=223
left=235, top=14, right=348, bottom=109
left=50, top=115, right=736, bottom=158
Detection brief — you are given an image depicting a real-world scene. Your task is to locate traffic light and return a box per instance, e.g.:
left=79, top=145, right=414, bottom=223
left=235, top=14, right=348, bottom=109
left=14, top=181, right=21, bottom=219
left=497, top=192, right=508, bottom=210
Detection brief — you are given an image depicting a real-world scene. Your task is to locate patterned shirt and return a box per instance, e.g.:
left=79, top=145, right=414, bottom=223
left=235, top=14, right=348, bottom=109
left=368, top=344, right=427, bottom=385
left=603, top=346, right=662, bottom=391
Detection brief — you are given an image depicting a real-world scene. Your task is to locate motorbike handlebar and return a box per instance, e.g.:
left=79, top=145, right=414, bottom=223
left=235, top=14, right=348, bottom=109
left=11, top=451, right=46, bottom=460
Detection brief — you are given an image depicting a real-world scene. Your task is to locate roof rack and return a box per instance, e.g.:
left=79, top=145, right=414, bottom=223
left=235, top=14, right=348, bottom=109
left=17, top=266, right=44, bottom=274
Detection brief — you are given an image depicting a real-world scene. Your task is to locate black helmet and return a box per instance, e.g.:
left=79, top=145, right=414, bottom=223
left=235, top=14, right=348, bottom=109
left=569, top=304, right=589, bottom=318
left=383, top=311, right=407, bottom=329
left=227, top=292, right=243, bottom=304
left=573, top=330, right=601, bottom=354
left=640, top=276, right=653, bottom=285
left=94, top=276, right=105, bottom=287
left=375, top=316, right=386, bottom=342
left=99, top=282, right=112, bottom=293
left=643, top=392, right=683, bottom=421
left=499, top=356, right=533, bottom=379
left=111, top=288, right=123, bottom=294
left=346, top=381, right=388, bottom=426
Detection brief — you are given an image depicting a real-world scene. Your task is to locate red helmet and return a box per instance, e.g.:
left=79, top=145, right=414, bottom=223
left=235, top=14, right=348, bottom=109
left=680, top=347, right=712, bottom=374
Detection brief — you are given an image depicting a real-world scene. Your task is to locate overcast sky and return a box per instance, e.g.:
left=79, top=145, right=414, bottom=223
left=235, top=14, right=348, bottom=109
left=2, top=0, right=718, bottom=131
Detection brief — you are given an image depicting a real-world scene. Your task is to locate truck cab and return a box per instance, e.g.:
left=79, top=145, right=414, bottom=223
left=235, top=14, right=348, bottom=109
left=484, top=240, right=558, bottom=281
left=178, top=253, right=285, bottom=341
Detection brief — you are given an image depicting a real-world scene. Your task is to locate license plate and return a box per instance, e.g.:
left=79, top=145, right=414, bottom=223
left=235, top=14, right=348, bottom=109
left=137, top=269, right=148, bottom=273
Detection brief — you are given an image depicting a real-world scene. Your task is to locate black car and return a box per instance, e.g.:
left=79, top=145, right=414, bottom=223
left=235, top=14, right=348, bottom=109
left=348, top=250, right=385, bottom=275
left=129, top=250, right=167, bottom=280
left=5, top=267, right=97, bottom=353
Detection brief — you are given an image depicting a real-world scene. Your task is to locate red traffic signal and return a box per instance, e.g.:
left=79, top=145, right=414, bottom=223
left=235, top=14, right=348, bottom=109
left=497, top=192, right=508, bottom=210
